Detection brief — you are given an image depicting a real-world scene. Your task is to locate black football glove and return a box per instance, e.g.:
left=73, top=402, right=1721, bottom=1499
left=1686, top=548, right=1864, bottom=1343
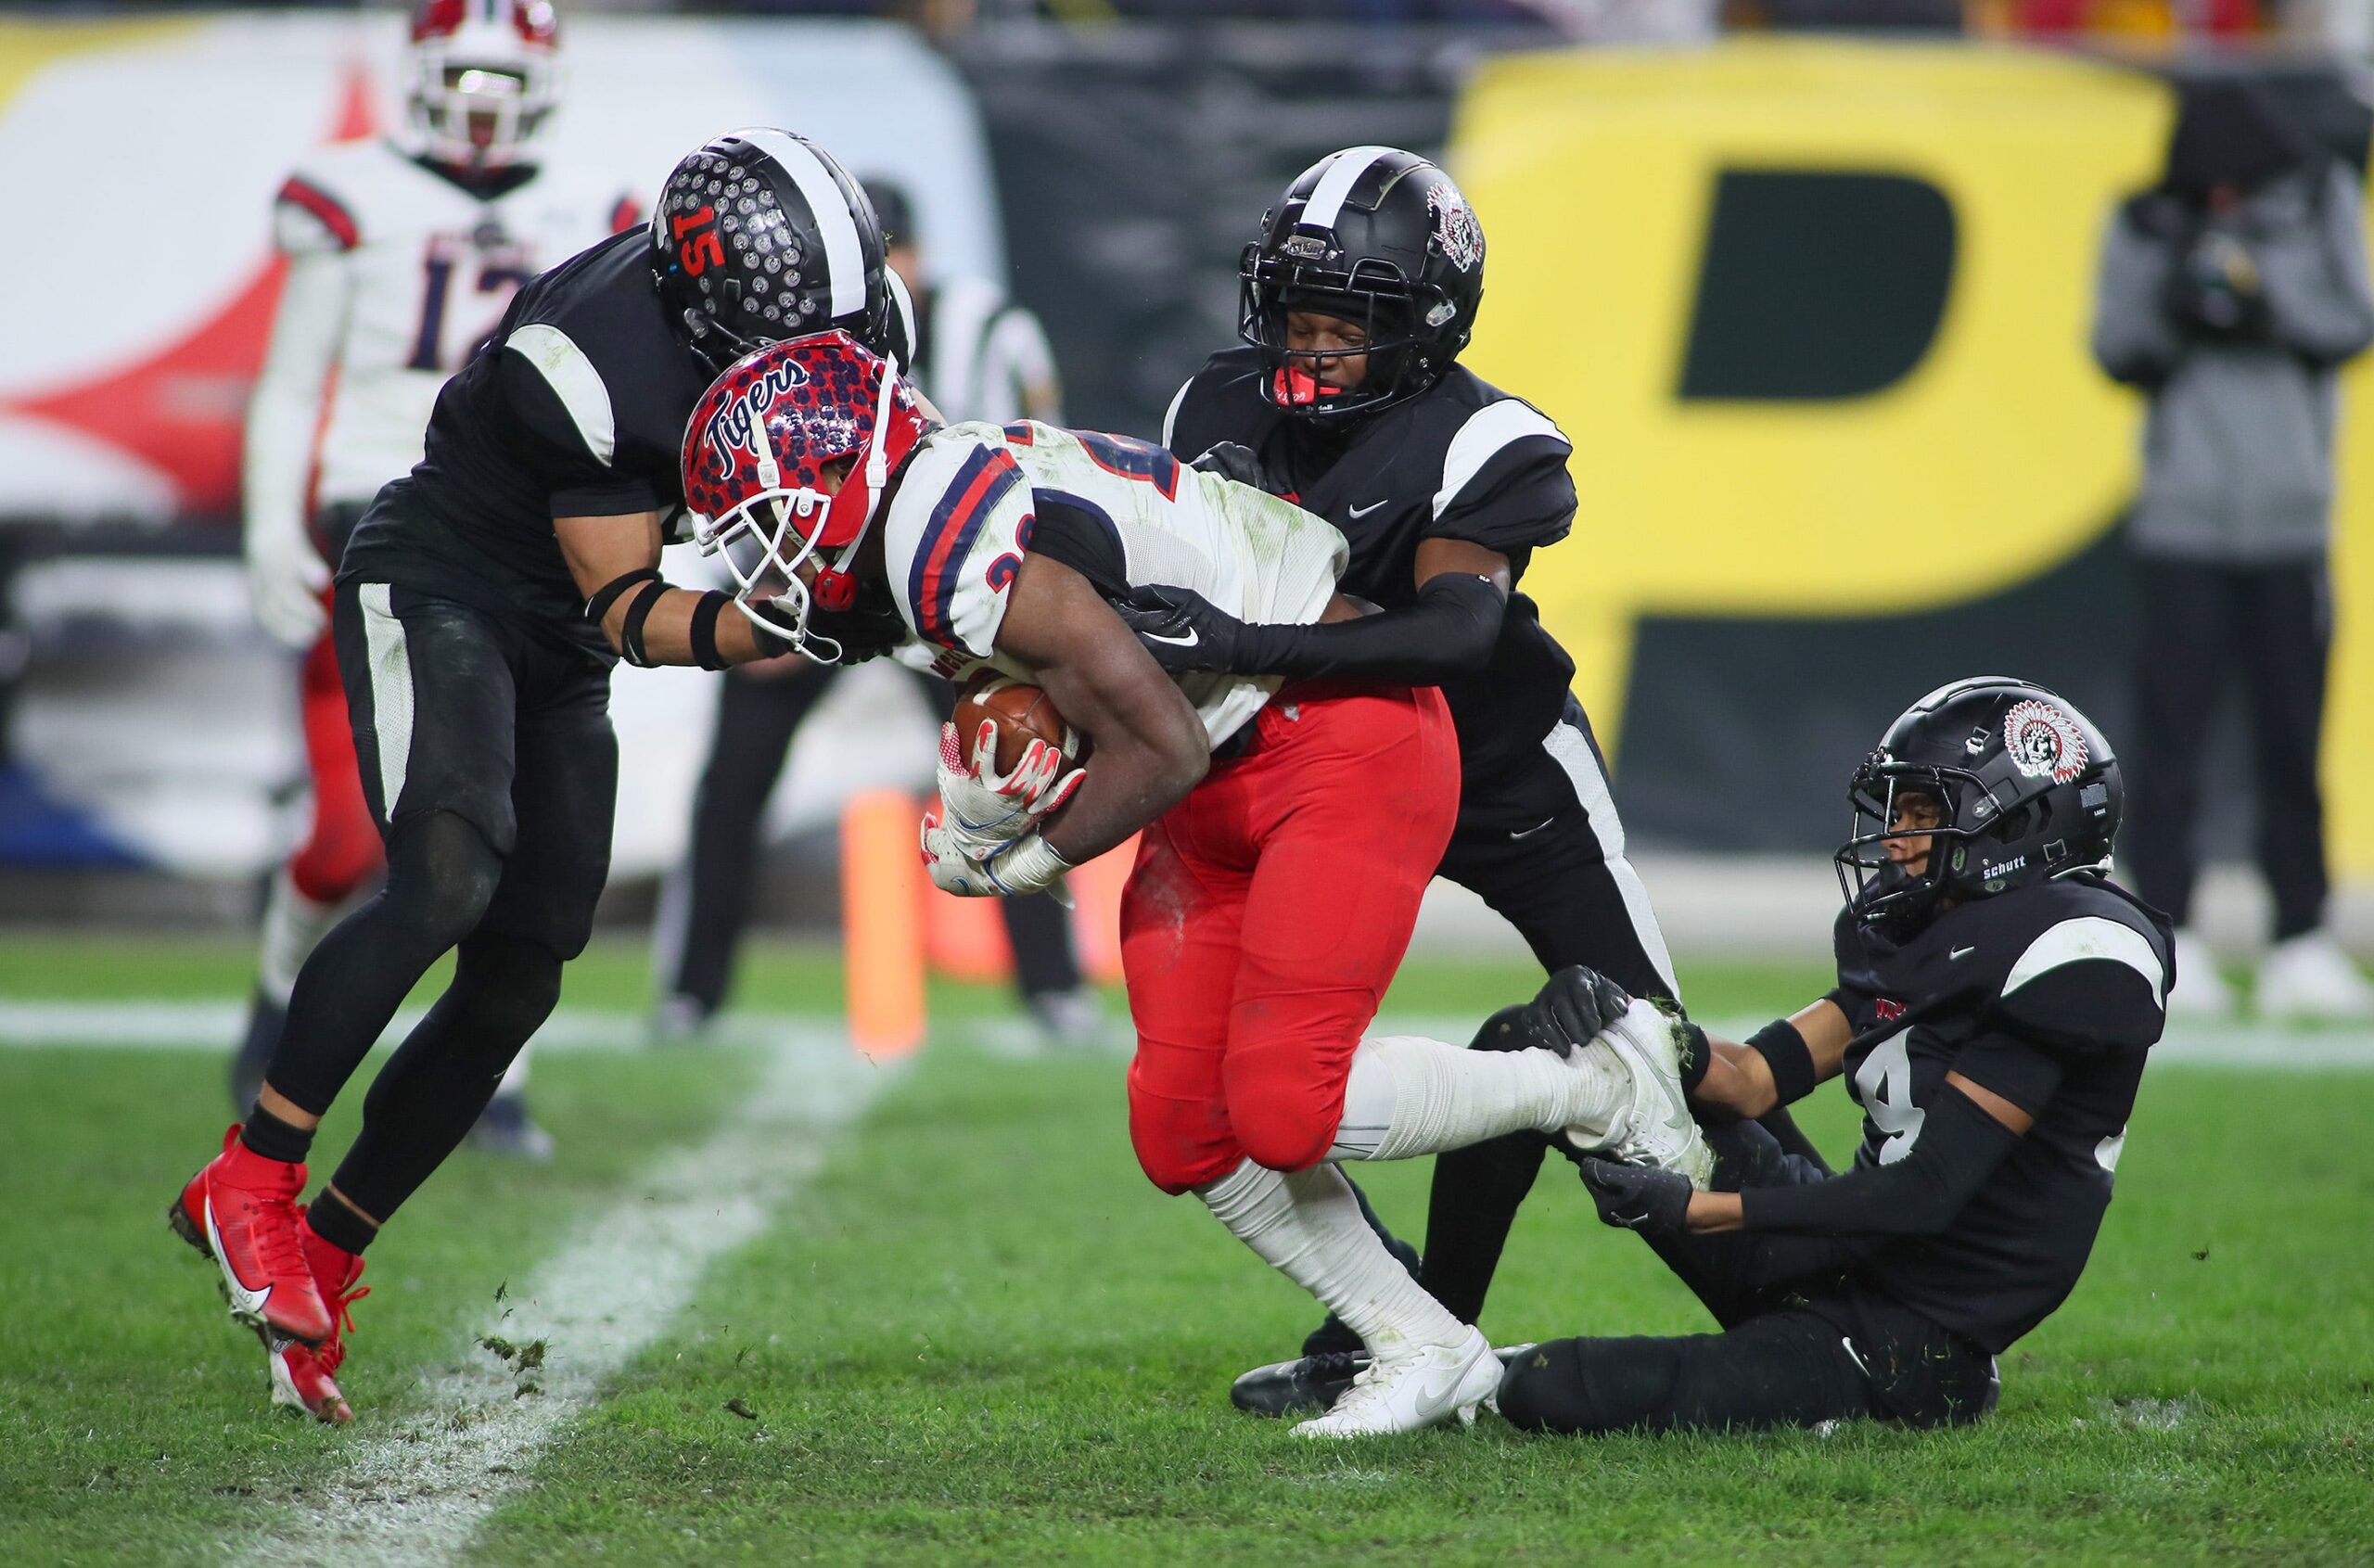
left=1532, top=964, right=1633, bottom=1052
left=1107, top=583, right=1246, bottom=675
left=1580, top=1158, right=1693, bottom=1237
left=1190, top=441, right=1290, bottom=497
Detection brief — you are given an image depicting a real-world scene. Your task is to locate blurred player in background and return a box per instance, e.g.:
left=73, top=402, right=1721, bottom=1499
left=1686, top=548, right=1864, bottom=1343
left=178, top=127, right=906, bottom=1426
left=235, top=0, right=640, bottom=1156
left=2092, top=81, right=2374, bottom=1019
left=680, top=331, right=1709, bottom=1437
left=650, top=179, right=1095, bottom=1048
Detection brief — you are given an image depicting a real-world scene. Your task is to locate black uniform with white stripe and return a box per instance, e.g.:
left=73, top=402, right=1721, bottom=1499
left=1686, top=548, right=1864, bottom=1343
left=344, top=225, right=708, bottom=666
left=1149, top=144, right=1685, bottom=1349
left=1500, top=873, right=2171, bottom=1434
left=267, top=129, right=893, bottom=1229
left=1167, top=349, right=1677, bottom=1001
left=1820, top=875, right=2171, bottom=1352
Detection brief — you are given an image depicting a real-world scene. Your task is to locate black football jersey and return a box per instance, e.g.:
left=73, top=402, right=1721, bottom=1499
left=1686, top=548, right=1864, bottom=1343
left=1165, top=348, right=1579, bottom=792
left=339, top=227, right=710, bottom=661
left=1825, top=874, right=2174, bottom=1353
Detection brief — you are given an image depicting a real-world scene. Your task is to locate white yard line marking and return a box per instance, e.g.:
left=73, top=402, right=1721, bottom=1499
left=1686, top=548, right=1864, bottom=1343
left=0, top=1000, right=810, bottom=1053
left=1, top=999, right=2369, bottom=1069
left=238, top=1022, right=897, bottom=1568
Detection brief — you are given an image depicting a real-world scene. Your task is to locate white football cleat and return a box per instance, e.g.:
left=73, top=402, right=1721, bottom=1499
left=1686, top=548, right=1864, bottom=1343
left=2255, top=931, right=2374, bottom=1021
left=1290, top=1327, right=1500, bottom=1439
left=1579, top=1000, right=1715, bottom=1190
left=2163, top=930, right=2235, bottom=1018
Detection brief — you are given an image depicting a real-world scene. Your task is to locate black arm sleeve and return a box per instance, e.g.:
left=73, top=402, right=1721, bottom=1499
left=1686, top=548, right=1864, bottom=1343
left=1737, top=1086, right=2028, bottom=1239
left=1415, top=1130, right=1549, bottom=1325
left=1224, top=570, right=1506, bottom=682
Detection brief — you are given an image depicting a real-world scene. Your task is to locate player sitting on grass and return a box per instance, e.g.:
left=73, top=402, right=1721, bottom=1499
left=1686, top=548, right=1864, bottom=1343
left=679, top=328, right=1712, bottom=1437
left=1238, top=678, right=2172, bottom=1434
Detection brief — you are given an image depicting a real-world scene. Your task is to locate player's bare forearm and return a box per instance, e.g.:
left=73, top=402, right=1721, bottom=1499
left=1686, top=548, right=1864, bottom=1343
left=553, top=509, right=781, bottom=668
left=996, top=554, right=1208, bottom=863
left=1684, top=1191, right=1746, bottom=1233
left=1688, top=999, right=1853, bottom=1121
left=1690, top=1044, right=1773, bottom=1123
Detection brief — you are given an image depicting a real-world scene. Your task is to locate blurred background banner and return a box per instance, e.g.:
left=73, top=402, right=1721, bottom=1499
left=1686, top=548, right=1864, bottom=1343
left=1450, top=41, right=2374, bottom=878
left=0, top=12, right=1000, bottom=883
left=1, top=12, right=2368, bottom=923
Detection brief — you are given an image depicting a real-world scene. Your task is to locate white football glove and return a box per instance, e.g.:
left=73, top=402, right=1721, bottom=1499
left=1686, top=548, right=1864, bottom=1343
left=245, top=515, right=331, bottom=649
left=920, top=806, right=1075, bottom=904
left=933, top=718, right=1084, bottom=858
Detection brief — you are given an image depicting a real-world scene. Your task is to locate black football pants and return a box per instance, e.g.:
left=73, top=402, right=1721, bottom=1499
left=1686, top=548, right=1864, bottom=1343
left=655, top=659, right=1081, bottom=1020
left=1497, top=1121, right=2001, bottom=1435
left=2122, top=556, right=2331, bottom=938
left=265, top=582, right=614, bottom=1221
left=1436, top=695, right=1679, bottom=1004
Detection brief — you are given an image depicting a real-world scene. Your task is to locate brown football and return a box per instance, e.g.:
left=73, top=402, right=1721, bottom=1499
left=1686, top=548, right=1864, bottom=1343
left=951, top=672, right=1079, bottom=776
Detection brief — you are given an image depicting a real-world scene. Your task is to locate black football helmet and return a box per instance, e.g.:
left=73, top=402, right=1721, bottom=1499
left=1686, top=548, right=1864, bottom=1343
left=1238, top=145, right=1487, bottom=421
left=1836, top=677, right=2123, bottom=936
left=651, top=129, right=907, bottom=374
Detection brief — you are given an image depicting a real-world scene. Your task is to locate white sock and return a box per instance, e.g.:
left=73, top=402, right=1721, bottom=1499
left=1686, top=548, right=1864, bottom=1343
left=256, top=868, right=338, bottom=1006
left=495, top=1045, right=532, bottom=1098
left=1326, top=1034, right=1625, bottom=1162
left=1198, top=1157, right=1464, bottom=1352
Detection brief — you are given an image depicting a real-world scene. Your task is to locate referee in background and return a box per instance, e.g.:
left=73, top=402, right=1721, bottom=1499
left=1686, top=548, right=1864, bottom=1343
left=651, top=181, right=1095, bottom=1045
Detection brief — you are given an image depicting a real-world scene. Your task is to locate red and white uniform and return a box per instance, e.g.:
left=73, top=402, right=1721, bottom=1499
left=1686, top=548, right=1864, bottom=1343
left=245, top=137, right=633, bottom=905
left=882, top=420, right=1461, bottom=1194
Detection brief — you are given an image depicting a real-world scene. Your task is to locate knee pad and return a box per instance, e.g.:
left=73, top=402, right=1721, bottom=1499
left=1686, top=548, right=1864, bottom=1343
left=1228, top=1099, right=1335, bottom=1176
left=1127, top=1083, right=1240, bottom=1196
left=1222, top=1052, right=1344, bottom=1176
left=387, top=810, right=503, bottom=950
left=1499, top=1336, right=1684, bottom=1435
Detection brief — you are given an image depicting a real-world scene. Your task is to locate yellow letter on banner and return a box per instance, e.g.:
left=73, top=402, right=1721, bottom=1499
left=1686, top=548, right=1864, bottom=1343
left=1452, top=46, right=2262, bottom=809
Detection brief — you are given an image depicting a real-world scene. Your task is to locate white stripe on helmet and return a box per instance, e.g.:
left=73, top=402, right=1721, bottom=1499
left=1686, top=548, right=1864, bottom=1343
left=1297, top=146, right=1398, bottom=235
left=734, top=127, right=867, bottom=321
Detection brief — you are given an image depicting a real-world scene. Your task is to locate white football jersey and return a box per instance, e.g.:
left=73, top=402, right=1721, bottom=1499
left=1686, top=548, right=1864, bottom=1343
left=883, top=420, right=1347, bottom=746
left=267, top=138, right=635, bottom=507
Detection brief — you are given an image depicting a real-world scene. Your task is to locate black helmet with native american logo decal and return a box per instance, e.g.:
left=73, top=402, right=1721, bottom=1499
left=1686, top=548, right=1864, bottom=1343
left=1836, top=677, right=2123, bottom=935
left=1237, top=146, right=1487, bottom=421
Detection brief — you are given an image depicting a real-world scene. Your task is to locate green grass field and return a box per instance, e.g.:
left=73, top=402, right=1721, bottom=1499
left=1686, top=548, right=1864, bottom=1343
left=1, top=932, right=2368, bottom=1566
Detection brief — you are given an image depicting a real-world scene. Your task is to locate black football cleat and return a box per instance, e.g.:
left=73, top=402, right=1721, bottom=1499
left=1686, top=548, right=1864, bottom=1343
left=1230, top=1350, right=1370, bottom=1418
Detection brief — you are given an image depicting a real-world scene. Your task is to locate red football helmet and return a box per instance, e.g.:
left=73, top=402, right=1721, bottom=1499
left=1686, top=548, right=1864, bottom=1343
left=682, top=331, right=931, bottom=661
left=409, top=0, right=560, bottom=171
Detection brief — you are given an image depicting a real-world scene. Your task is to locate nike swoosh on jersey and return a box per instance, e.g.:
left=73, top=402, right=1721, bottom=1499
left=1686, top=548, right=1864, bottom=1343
left=1143, top=629, right=1200, bottom=648
left=1347, top=499, right=1390, bottom=517
left=1509, top=817, right=1556, bottom=842
left=1951, top=946, right=1977, bottom=961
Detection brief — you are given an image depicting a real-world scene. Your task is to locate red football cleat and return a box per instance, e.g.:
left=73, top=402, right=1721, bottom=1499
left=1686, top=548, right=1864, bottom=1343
left=168, top=1125, right=332, bottom=1345
left=267, top=1207, right=367, bottom=1424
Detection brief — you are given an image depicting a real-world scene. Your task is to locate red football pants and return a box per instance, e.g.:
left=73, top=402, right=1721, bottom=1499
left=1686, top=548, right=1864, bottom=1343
left=288, top=625, right=383, bottom=904
left=1121, top=682, right=1459, bottom=1194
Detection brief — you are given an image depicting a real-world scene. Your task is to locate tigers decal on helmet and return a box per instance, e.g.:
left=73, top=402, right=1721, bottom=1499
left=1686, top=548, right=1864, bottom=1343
left=682, top=331, right=930, bottom=662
